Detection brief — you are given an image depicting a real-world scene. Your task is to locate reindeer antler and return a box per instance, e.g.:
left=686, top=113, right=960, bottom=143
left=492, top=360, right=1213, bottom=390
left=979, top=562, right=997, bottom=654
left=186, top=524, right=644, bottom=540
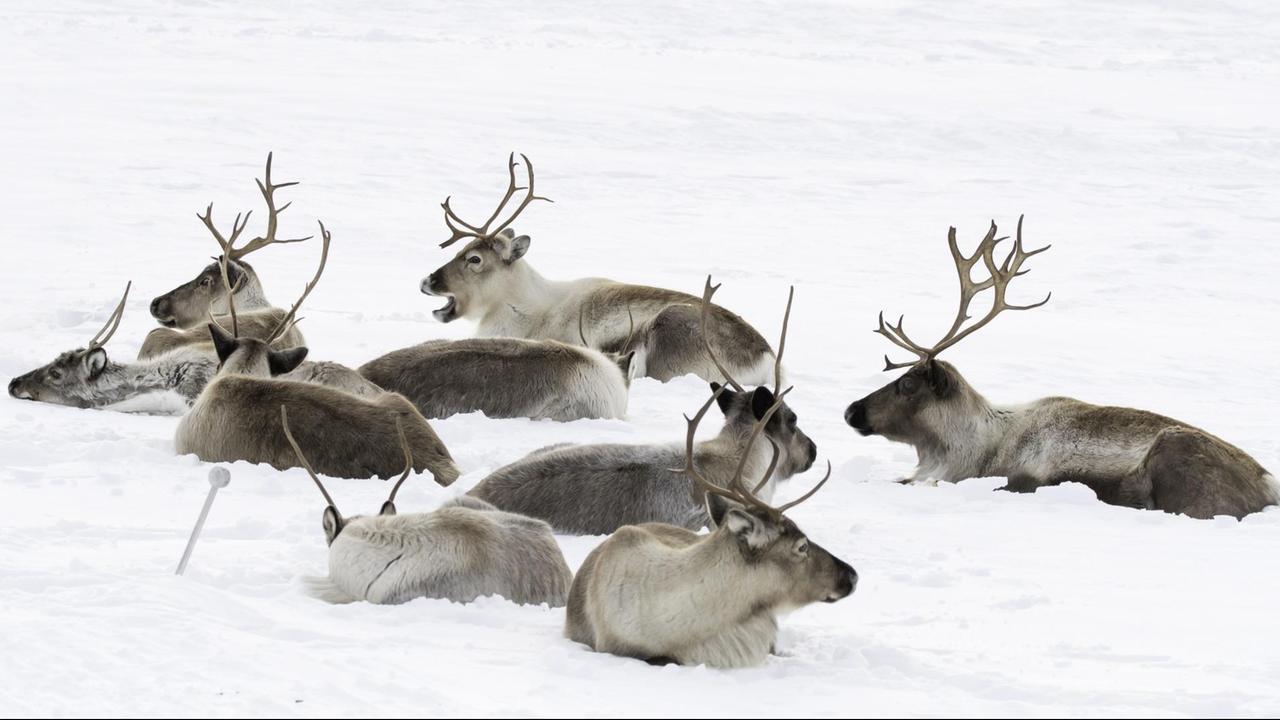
left=197, top=153, right=314, bottom=263
left=87, top=282, right=132, bottom=350
left=439, top=153, right=552, bottom=249
left=268, top=221, right=332, bottom=343
left=280, top=405, right=339, bottom=512
left=684, top=282, right=830, bottom=522
left=380, top=417, right=415, bottom=516
left=876, top=215, right=1051, bottom=370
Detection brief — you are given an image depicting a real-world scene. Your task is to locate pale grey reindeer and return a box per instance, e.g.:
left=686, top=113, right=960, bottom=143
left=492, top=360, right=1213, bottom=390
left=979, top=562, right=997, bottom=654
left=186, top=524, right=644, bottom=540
left=566, top=385, right=856, bottom=669
left=420, top=154, right=777, bottom=385
left=468, top=278, right=819, bottom=534
left=844, top=216, right=1278, bottom=519
left=8, top=283, right=380, bottom=410
left=175, top=225, right=459, bottom=483
left=142, top=153, right=308, bottom=359
left=358, top=309, right=634, bottom=421
left=282, top=407, right=573, bottom=607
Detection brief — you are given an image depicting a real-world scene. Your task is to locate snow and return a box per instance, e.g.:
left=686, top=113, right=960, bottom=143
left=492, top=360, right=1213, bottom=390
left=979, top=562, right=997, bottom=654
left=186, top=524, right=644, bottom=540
left=2, top=0, right=1279, bottom=716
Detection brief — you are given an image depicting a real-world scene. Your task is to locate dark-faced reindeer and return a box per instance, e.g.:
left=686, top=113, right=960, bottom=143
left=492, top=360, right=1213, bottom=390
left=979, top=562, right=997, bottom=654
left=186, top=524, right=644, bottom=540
left=844, top=216, right=1277, bottom=519
left=357, top=310, right=634, bottom=421
left=142, top=153, right=308, bottom=359
left=283, top=408, right=572, bottom=607
left=175, top=226, right=459, bottom=483
left=420, top=154, right=777, bottom=385
left=468, top=278, right=818, bottom=534
left=566, top=385, right=856, bottom=668
left=9, top=281, right=379, bottom=409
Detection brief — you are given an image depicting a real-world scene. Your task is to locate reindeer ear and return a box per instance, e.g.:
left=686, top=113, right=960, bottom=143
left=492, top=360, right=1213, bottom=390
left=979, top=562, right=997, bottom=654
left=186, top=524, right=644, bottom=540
left=322, top=506, right=343, bottom=546
left=926, top=360, right=951, bottom=396
left=502, top=234, right=531, bottom=263
left=208, top=323, right=238, bottom=363
left=267, top=347, right=309, bottom=376
left=750, top=387, right=776, bottom=421
left=712, top=382, right=736, bottom=415
left=84, top=347, right=108, bottom=379
left=723, top=508, right=773, bottom=550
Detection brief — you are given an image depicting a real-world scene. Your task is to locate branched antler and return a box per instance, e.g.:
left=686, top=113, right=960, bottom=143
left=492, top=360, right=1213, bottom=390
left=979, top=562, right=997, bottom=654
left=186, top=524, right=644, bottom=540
left=87, top=282, right=132, bottom=350
left=198, top=153, right=313, bottom=263
left=268, top=221, right=332, bottom=342
left=439, top=153, right=552, bottom=249
left=876, top=215, right=1051, bottom=369
left=683, top=281, right=830, bottom=522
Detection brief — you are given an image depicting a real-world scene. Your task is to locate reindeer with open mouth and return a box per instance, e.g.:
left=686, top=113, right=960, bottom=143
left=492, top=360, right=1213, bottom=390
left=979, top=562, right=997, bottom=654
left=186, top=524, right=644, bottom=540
left=420, top=154, right=780, bottom=385
left=844, top=216, right=1277, bottom=519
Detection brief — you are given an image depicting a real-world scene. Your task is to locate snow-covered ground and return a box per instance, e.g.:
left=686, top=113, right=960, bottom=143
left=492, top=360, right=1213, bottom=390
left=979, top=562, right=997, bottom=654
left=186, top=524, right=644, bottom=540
left=2, top=1, right=1279, bottom=716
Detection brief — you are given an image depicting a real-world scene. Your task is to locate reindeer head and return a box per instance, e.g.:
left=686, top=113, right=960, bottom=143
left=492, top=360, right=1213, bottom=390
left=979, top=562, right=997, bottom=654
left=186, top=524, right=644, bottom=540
left=420, top=154, right=550, bottom=323
left=151, top=153, right=313, bottom=329
left=203, top=206, right=331, bottom=380
left=845, top=216, right=1050, bottom=448
left=9, top=283, right=130, bottom=407
left=683, top=379, right=855, bottom=607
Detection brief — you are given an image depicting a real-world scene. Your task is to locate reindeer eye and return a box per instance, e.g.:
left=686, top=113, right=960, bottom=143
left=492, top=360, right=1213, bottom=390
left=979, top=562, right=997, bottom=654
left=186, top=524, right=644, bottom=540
left=48, top=369, right=63, bottom=381
left=467, top=255, right=482, bottom=265
left=796, top=540, right=809, bottom=555
left=898, top=375, right=918, bottom=395
left=201, top=276, right=212, bottom=286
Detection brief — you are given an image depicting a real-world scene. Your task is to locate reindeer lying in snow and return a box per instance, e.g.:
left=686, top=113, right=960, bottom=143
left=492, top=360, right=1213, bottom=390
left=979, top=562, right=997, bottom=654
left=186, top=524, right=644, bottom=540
left=175, top=226, right=459, bottom=483
left=566, top=385, right=856, bottom=668
left=284, top=408, right=572, bottom=607
left=8, top=283, right=379, bottom=409
left=468, top=278, right=818, bottom=534
left=844, top=216, right=1278, bottom=519
left=141, top=153, right=308, bottom=359
left=420, top=154, right=778, bottom=385
left=358, top=335, right=632, bottom=422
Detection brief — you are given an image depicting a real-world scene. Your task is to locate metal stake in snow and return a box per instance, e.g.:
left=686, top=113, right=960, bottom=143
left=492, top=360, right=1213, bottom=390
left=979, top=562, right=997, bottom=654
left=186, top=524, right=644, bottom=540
left=175, top=467, right=231, bottom=576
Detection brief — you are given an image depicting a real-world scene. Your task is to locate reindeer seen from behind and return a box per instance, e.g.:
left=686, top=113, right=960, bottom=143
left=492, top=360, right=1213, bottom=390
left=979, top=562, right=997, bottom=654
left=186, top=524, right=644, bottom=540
left=175, top=226, right=459, bottom=482
left=420, top=154, right=778, bottom=385
left=566, top=383, right=856, bottom=668
left=844, top=216, right=1277, bottom=519
left=282, top=407, right=573, bottom=607
left=468, top=278, right=818, bottom=534
left=142, top=153, right=310, bottom=359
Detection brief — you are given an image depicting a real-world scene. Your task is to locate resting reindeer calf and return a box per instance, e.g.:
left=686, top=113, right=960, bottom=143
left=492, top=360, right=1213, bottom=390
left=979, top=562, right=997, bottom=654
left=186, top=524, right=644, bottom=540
left=566, top=387, right=856, bottom=669
left=420, top=154, right=777, bottom=385
left=845, top=216, right=1276, bottom=519
left=283, top=409, right=573, bottom=607
left=469, top=279, right=817, bottom=534
left=358, top=337, right=631, bottom=421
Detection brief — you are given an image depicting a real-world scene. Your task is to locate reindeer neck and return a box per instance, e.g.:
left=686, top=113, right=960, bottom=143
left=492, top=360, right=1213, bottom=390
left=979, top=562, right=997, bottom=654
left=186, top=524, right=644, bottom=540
left=673, top=531, right=784, bottom=620
left=913, top=391, right=1018, bottom=483
left=694, top=418, right=779, bottom=501
left=474, top=262, right=568, bottom=336
left=92, top=352, right=216, bottom=406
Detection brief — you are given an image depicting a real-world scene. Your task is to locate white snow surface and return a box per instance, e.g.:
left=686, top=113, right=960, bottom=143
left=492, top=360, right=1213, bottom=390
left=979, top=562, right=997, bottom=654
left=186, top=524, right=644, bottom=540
left=2, top=1, right=1279, bottom=717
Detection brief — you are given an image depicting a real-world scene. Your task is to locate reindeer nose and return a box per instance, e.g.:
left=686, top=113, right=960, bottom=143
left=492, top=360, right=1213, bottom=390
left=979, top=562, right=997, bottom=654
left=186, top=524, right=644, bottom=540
left=149, top=297, right=166, bottom=318
left=7, top=377, right=19, bottom=397
left=845, top=402, right=870, bottom=434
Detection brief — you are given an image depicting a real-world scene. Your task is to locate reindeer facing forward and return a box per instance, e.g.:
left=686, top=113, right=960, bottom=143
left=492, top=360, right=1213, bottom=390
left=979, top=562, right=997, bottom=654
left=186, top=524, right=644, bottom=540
left=844, top=216, right=1277, bottom=519
left=419, top=154, right=778, bottom=385
left=566, top=384, right=856, bottom=668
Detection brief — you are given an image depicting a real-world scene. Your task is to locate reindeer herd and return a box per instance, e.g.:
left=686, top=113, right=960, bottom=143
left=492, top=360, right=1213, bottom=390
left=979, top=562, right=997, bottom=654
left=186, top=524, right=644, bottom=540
left=7, top=153, right=1278, bottom=669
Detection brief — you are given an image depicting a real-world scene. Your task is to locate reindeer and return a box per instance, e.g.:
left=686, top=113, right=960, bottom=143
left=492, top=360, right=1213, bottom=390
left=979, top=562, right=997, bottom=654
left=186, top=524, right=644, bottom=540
left=358, top=309, right=634, bottom=421
left=175, top=225, right=459, bottom=483
left=565, top=384, right=856, bottom=668
left=8, top=283, right=381, bottom=410
left=468, top=278, right=818, bottom=534
left=844, top=216, right=1278, bottom=519
left=420, top=154, right=777, bottom=385
left=281, top=407, right=572, bottom=607
left=142, top=153, right=309, bottom=359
